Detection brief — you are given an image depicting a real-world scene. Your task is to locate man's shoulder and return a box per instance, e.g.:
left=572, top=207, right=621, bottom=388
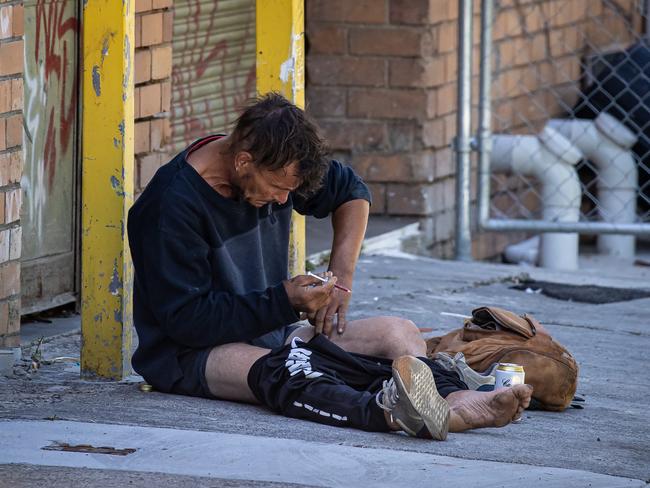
left=130, top=155, right=201, bottom=222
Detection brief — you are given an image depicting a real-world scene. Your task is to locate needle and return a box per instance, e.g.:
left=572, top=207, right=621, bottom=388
left=307, top=271, right=352, bottom=293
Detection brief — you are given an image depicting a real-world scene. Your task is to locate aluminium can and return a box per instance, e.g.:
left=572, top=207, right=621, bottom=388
left=494, top=363, right=525, bottom=389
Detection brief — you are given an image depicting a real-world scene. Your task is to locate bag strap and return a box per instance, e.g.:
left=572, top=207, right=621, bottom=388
left=469, top=306, right=536, bottom=338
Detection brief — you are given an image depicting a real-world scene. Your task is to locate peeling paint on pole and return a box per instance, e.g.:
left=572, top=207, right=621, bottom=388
left=81, top=0, right=135, bottom=380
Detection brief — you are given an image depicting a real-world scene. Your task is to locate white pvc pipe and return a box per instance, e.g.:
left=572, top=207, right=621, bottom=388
left=491, top=127, right=583, bottom=270
left=503, top=235, right=540, bottom=266
left=547, top=113, right=638, bottom=258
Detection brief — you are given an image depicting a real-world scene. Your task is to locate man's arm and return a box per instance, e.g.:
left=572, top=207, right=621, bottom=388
left=313, top=198, right=370, bottom=336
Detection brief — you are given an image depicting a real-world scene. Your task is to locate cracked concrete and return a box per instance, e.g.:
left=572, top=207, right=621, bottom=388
left=1, top=252, right=649, bottom=487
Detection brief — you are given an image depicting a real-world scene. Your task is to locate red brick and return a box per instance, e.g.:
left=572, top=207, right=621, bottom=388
left=141, top=13, right=163, bottom=46
left=135, top=0, right=152, bottom=13
left=436, top=83, right=456, bottom=116
left=429, top=0, right=457, bottom=24
left=354, top=152, right=433, bottom=183
left=5, top=188, right=20, bottom=222
left=421, top=118, right=447, bottom=148
left=5, top=114, right=21, bottom=147
left=138, top=153, right=163, bottom=189
left=134, top=48, right=151, bottom=84
left=0, top=40, right=23, bottom=76
left=0, top=228, right=8, bottom=262
left=161, top=81, right=171, bottom=112
left=367, top=182, right=386, bottom=214
left=443, top=52, right=457, bottom=84
left=386, top=122, right=415, bottom=152
left=134, top=120, right=150, bottom=154
left=135, top=15, right=142, bottom=48
left=163, top=11, right=173, bottom=43
left=0, top=152, right=8, bottom=186
left=348, top=88, right=426, bottom=119
left=0, top=301, right=7, bottom=335
left=161, top=118, right=171, bottom=145
left=0, top=80, right=10, bottom=113
left=319, top=121, right=386, bottom=152
left=426, top=88, right=440, bottom=119
left=0, top=5, right=12, bottom=39
left=133, top=93, right=146, bottom=122
left=389, top=0, right=429, bottom=25
left=386, top=183, right=435, bottom=215
left=0, top=331, right=20, bottom=348
left=139, top=82, right=161, bottom=117
left=9, top=151, right=21, bottom=184
left=12, top=4, right=23, bottom=37
left=0, top=118, right=5, bottom=151
left=10, top=78, right=22, bottom=111
left=308, top=56, right=385, bottom=87
left=0, top=261, right=19, bottom=297
left=493, top=9, right=519, bottom=40
left=306, top=87, right=346, bottom=118
left=433, top=147, right=454, bottom=179
left=436, top=21, right=456, bottom=53
left=433, top=210, right=455, bottom=241
left=349, top=28, right=422, bottom=57
left=152, top=0, right=173, bottom=9
left=307, top=0, right=387, bottom=24
left=6, top=297, right=19, bottom=335
left=151, top=45, right=172, bottom=80
left=390, top=0, right=458, bottom=24
left=389, top=58, right=445, bottom=88
left=308, top=25, right=347, bottom=55
left=8, top=225, right=19, bottom=260
left=150, top=118, right=164, bottom=150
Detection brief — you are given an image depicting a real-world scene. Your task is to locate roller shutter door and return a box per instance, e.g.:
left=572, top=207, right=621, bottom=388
left=171, top=0, right=256, bottom=152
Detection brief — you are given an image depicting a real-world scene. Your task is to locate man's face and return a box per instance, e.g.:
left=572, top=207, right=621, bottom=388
left=236, top=158, right=302, bottom=208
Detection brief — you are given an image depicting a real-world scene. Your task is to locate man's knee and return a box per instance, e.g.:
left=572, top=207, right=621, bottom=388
left=374, top=316, right=426, bottom=357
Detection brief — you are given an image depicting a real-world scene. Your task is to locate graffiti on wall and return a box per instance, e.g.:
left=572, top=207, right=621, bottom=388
left=22, top=0, right=78, bottom=259
left=171, top=0, right=256, bottom=150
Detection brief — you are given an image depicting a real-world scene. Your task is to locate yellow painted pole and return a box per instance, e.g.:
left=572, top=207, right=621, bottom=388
left=80, top=0, right=134, bottom=379
left=256, top=0, right=306, bottom=277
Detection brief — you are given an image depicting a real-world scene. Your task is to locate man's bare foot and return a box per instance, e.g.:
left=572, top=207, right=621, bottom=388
left=445, top=385, right=533, bottom=432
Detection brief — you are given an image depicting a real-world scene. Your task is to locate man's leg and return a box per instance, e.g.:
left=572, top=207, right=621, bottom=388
left=289, top=316, right=426, bottom=358
left=204, top=342, right=269, bottom=403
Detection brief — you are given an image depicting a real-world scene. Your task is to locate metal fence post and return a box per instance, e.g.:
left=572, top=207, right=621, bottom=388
left=454, top=0, right=474, bottom=261
left=477, top=0, right=494, bottom=228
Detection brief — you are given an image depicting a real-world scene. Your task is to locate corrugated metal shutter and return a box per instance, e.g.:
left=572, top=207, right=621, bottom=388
left=171, top=0, right=256, bottom=152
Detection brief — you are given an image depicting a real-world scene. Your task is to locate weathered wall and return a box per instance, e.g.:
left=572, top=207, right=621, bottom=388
left=134, top=0, right=173, bottom=194
left=305, top=0, right=643, bottom=259
left=0, top=0, right=23, bottom=347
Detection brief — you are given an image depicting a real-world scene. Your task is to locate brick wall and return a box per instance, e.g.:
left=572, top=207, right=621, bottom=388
left=0, top=0, right=23, bottom=347
left=305, top=0, right=642, bottom=260
left=134, top=0, right=173, bottom=195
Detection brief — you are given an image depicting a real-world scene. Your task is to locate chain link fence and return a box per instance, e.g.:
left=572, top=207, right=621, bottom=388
left=468, top=0, right=650, bottom=264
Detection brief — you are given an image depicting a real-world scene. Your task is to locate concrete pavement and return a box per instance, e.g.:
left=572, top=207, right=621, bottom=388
left=1, top=250, right=649, bottom=487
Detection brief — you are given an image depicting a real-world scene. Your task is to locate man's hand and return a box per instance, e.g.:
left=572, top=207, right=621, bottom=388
left=309, top=285, right=352, bottom=338
left=283, top=274, right=337, bottom=315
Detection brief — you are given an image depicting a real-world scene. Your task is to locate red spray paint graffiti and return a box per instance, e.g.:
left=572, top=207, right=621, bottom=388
left=172, top=1, right=256, bottom=146
left=33, top=0, right=79, bottom=187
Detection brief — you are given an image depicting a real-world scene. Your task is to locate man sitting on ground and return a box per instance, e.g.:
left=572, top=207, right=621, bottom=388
left=127, top=93, right=532, bottom=439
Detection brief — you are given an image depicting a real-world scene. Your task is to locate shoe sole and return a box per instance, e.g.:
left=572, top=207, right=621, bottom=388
left=392, top=356, right=450, bottom=441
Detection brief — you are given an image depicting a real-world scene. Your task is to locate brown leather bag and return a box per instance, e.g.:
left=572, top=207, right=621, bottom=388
left=426, top=306, right=579, bottom=411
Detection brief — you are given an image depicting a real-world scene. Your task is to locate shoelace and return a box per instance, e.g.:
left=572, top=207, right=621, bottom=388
left=375, top=378, right=399, bottom=413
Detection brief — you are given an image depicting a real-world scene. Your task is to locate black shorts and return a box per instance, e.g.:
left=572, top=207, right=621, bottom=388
left=170, top=324, right=301, bottom=399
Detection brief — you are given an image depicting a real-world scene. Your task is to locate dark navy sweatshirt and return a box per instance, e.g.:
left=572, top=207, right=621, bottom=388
left=127, top=137, right=371, bottom=391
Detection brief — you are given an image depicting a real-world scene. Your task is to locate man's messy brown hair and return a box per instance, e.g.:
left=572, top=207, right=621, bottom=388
left=228, top=92, right=330, bottom=197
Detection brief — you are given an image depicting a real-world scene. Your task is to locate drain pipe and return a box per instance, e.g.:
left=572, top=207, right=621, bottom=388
left=547, top=113, right=638, bottom=258
left=491, top=127, right=583, bottom=270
